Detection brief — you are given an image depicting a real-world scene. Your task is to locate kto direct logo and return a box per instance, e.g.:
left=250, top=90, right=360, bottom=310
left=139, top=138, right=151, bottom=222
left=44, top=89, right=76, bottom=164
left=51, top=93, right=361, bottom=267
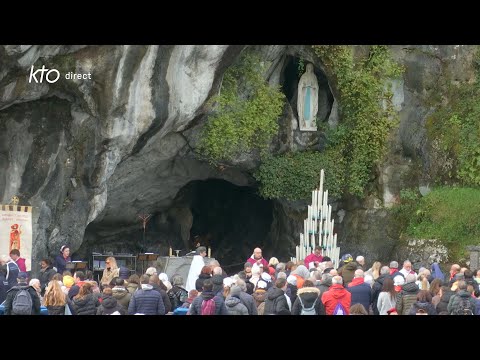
left=29, top=65, right=60, bottom=83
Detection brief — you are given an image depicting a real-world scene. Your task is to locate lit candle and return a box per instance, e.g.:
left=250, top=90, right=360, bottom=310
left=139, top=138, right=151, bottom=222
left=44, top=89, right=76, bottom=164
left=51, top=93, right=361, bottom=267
left=208, top=247, right=211, bottom=258
left=169, top=247, right=172, bottom=257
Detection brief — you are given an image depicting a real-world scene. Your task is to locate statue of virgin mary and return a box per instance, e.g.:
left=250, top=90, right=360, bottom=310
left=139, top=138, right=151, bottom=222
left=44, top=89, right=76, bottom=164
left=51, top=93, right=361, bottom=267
left=297, top=63, right=319, bottom=131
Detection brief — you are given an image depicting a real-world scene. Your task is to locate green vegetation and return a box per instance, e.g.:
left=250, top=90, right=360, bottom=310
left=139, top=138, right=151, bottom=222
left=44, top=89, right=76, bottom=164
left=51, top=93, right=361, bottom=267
left=426, top=50, right=480, bottom=186
left=198, top=51, right=285, bottom=164
left=396, top=187, right=480, bottom=261
left=254, top=150, right=344, bottom=201
left=257, top=45, right=403, bottom=201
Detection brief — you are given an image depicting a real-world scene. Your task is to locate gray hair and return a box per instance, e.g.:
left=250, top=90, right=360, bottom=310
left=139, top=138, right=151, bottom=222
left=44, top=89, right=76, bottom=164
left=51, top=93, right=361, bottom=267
left=276, top=262, right=286, bottom=271
left=354, top=269, right=364, bottom=278
left=210, top=260, right=220, bottom=267
left=321, top=273, right=332, bottom=281
left=196, top=246, right=207, bottom=254
left=332, top=275, right=343, bottom=285
left=29, top=278, right=40, bottom=287
left=380, top=266, right=390, bottom=275
left=277, top=271, right=287, bottom=279
left=236, top=279, right=247, bottom=292
left=172, top=274, right=184, bottom=286
left=457, top=280, right=467, bottom=291
left=213, top=267, right=223, bottom=275
left=406, top=273, right=416, bottom=284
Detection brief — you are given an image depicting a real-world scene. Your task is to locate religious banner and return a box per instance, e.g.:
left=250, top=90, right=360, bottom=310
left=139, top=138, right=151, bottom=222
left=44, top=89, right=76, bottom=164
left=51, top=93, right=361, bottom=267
left=0, top=204, right=33, bottom=271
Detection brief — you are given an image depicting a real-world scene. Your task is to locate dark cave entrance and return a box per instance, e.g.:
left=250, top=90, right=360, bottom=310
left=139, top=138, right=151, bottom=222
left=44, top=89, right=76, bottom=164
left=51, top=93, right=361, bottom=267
left=78, top=179, right=275, bottom=275
left=176, top=179, right=274, bottom=274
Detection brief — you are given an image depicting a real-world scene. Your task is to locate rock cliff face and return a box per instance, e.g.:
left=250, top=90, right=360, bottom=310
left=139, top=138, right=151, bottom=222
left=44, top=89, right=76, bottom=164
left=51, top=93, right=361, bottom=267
left=0, top=45, right=475, bottom=272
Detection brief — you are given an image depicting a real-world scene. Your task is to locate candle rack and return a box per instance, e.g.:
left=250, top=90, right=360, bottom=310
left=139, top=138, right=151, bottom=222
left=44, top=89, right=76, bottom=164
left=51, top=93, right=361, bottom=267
left=292, top=169, right=341, bottom=268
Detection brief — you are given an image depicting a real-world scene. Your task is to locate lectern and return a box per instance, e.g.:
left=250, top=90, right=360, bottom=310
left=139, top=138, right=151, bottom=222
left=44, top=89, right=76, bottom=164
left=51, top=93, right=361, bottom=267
left=66, top=261, right=88, bottom=273
left=137, top=253, right=159, bottom=274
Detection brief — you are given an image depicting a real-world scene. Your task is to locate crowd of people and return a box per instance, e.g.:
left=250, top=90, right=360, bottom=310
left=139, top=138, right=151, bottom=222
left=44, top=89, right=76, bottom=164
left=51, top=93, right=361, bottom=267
left=1, top=244, right=480, bottom=315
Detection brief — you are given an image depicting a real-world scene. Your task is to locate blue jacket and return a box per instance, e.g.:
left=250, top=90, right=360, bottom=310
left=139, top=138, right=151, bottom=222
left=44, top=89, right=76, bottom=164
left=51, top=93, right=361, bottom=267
left=430, top=263, right=445, bottom=282
left=189, top=291, right=228, bottom=315
left=347, top=281, right=372, bottom=312
left=4, top=261, right=19, bottom=290
left=128, top=285, right=165, bottom=315
left=54, top=255, right=71, bottom=275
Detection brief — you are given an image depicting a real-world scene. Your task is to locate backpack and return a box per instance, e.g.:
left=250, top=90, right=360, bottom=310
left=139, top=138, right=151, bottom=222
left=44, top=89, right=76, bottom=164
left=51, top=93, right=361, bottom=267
left=298, top=296, right=317, bottom=315
left=452, top=297, right=475, bottom=315
left=201, top=298, right=216, bottom=315
left=12, top=287, right=33, bottom=315
left=332, top=301, right=346, bottom=315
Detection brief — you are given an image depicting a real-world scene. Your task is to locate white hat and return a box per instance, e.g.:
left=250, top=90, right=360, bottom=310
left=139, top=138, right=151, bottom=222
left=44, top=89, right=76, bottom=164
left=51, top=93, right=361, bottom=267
left=261, top=273, right=272, bottom=282
left=223, top=277, right=234, bottom=288
left=394, top=275, right=405, bottom=286
left=364, top=274, right=373, bottom=285
left=256, top=280, right=267, bottom=289
left=287, top=275, right=297, bottom=286
left=145, top=267, right=157, bottom=276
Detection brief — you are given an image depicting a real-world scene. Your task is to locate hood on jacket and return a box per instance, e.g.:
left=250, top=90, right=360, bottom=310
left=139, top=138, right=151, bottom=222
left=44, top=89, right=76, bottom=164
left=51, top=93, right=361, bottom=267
left=267, top=287, right=285, bottom=301
left=201, top=290, right=215, bottom=301
left=458, top=290, right=473, bottom=299
left=344, top=262, right=358, bottom=271
left=211, top=274, right=223, bottom=285
left=297, top=287, right=320, bottom=296
left=348, top=277, right=365, bottom=287
left=401, top=282, right=419, bottom=293
left=101, top=296, right=118, bottom=309
left=291, top=265, right=310, bottom=279
left=329, top=284, right=349, bottom=299
left=430, top=262, right=445, bottom=282
left=225, top=296, right=242, bottom=307
left=73, top=294, right=94, bottom=306
left=253, top=290, right=267, bottom=303
left=413, top=301, right=430, bottom=310
left=112, top=287, right=129, bottom=298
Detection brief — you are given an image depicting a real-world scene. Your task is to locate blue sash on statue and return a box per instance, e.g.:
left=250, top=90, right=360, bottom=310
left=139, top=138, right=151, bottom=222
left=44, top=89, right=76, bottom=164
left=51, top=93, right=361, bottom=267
left=304, top=86, right=311, bottom=123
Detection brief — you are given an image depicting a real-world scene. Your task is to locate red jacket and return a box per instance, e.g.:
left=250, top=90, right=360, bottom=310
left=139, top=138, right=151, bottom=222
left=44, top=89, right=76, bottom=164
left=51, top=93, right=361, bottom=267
left=321, top=284, right=351, bottom=315
left=15, top=258, right=27, bottom=272
left=246, top=257, right=269, bottom=268
left=304, top=253, right=324, bottom=269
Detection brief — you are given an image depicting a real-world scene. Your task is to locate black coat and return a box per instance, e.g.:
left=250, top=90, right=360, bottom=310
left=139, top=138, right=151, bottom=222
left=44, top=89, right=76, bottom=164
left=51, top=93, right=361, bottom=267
left=151, top=283, right=172, bottom=314
left=371, top=274, right=392, bottom=315
left=408, top=301, right=437, bottom=315
left=264, top=287, right=290, bottom=315
left=71, top=293, right=100, bottom=315
left=436, top=288, right=455, bottom=314
left=0, top=272, right=7, bottom=305
left=167, top=285, right=188, bottom=311
left=39, top=266, right=56, bottom=295
left=96, top=295, right=126, bottom=315
left=3, top=284, right=41, bottom=315
left=291, top=287, right=325, bottom=315
left=195, top=274, right=211, bottom=292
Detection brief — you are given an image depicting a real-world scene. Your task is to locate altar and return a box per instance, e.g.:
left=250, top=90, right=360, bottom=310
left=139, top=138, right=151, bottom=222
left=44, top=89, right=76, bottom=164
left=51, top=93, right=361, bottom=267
left=156, top=255, right=215, bottom=284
